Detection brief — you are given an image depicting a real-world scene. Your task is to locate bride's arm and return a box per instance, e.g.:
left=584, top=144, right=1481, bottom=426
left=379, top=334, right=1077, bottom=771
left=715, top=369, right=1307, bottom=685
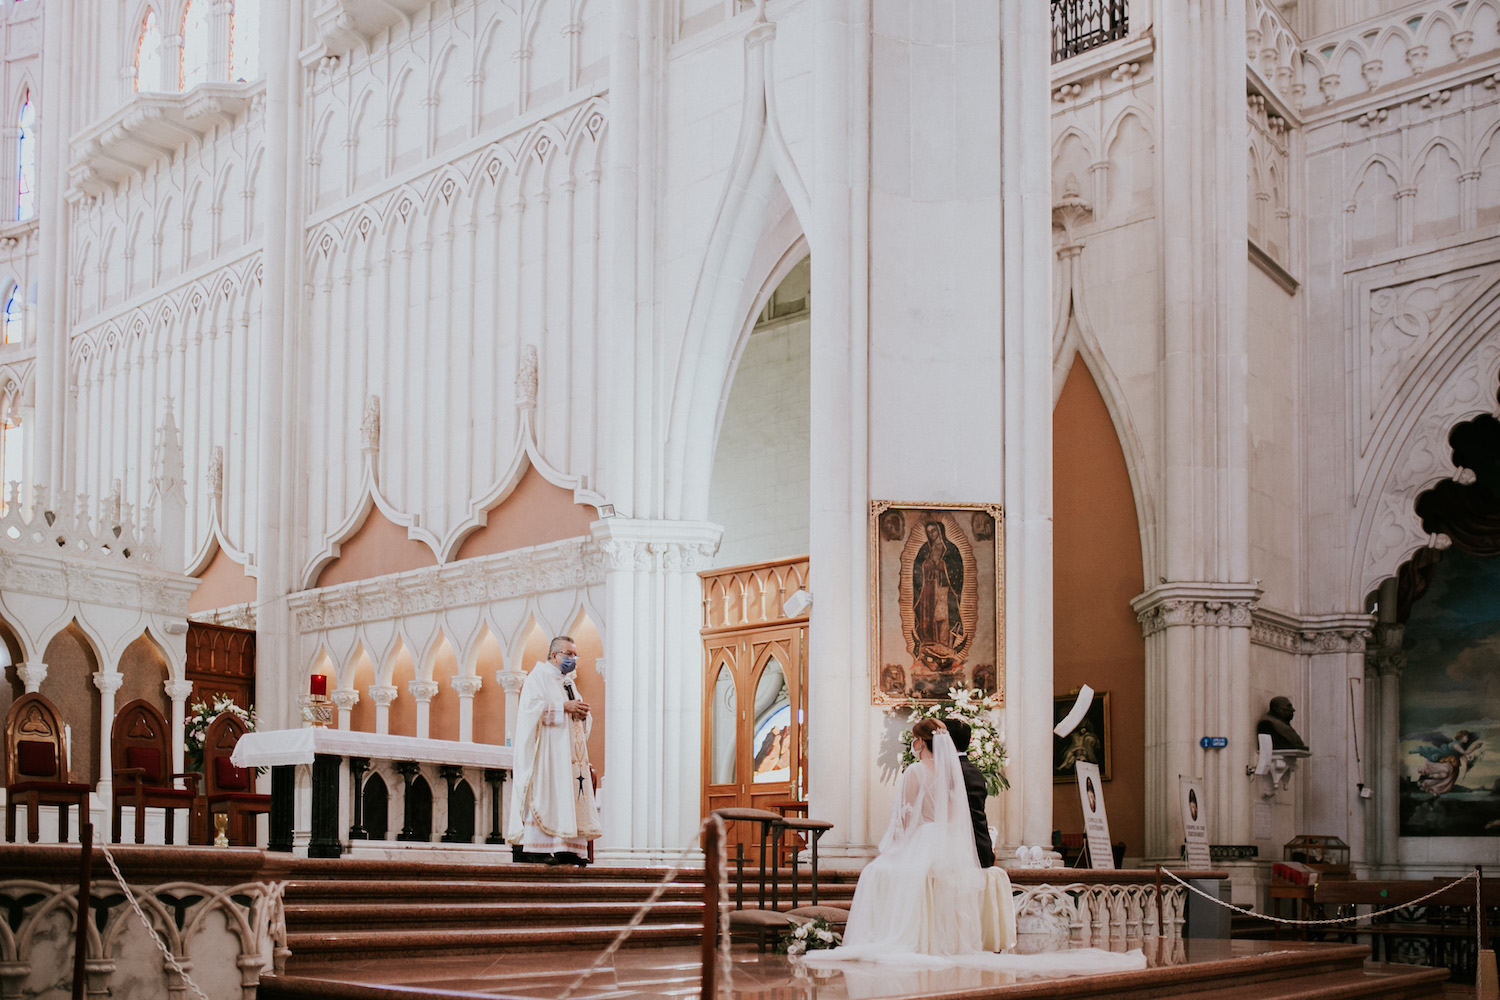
left=878, top=763, right=928, bottom=853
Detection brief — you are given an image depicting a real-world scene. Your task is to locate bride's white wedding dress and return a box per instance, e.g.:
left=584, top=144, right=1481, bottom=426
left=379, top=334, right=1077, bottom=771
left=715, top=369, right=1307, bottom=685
left=805, top=730, right=1147, bottom=978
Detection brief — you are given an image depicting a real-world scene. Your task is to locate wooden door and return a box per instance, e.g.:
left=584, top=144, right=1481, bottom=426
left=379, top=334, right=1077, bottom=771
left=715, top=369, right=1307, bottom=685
left=700, top=558, right=810, bottom=848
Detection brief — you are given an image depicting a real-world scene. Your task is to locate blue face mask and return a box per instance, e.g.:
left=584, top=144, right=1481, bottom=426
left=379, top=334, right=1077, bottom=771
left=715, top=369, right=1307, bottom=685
left=559, top=655, right=578, bottom=674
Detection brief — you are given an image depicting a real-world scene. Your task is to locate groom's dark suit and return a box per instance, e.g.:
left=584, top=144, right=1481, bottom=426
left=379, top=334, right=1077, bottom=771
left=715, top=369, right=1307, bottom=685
left=956, top=751, right=995, bottom=868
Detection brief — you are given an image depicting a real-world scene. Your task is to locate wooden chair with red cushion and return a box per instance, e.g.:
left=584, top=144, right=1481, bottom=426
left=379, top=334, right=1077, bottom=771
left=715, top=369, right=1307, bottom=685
left=201, top=712, right=269, bottom=845
left=5, top=692, right=92, bottom=843
left=111, top=699, right=200, bottom=844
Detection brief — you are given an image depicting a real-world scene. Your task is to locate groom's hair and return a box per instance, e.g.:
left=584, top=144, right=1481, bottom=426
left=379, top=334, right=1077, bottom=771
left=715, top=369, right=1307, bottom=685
left=943, top=717, right=972, bottom=752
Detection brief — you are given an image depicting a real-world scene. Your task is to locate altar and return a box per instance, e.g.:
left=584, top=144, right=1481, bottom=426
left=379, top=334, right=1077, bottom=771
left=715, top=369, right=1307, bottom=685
left=233, top=729, right=513, bottom=858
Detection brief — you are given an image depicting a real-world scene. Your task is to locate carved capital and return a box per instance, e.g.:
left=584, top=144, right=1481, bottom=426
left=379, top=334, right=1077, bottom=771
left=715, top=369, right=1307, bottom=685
left=497, top=670, right=526, bottom=695
left=1132, top=582, right=1262, bottom=638
left=93, top=671, right=125, bottom=695
left=331, top=688, right=360, bottom=712
left=450, top=675, right=483, bottom=699
left=164, top=679, right=195, bottom=701
left=407, top=679, right=439, bottom=703
left=15, top=661, right=47, bottom=693
left=367, top=684, right=398, bottom=708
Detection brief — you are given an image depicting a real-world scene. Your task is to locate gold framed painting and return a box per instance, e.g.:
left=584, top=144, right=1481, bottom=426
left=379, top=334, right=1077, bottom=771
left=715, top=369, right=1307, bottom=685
left=869, top=501, right=1004, bottom=705
left=1053, top=690, right=1111, bottom=782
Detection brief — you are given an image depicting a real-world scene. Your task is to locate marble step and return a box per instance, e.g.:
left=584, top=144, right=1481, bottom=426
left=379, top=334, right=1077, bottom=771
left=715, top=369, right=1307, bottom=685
left=284, top=898, right=705, bottom=929
left=1169, top=965, right=1449, bottom=999
left=282, top=920, right=706, bottom=960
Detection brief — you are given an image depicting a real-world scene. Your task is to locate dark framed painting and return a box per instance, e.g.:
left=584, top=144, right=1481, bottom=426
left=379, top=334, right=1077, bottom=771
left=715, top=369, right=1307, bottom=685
left=1054, top=690, right=1111, bottom=782
left=869, top=501, right=1004, bottom=705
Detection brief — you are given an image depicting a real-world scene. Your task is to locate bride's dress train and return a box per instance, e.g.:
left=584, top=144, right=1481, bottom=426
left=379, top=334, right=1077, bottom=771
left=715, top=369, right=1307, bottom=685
left=805, top=730, right=1146, bottom=978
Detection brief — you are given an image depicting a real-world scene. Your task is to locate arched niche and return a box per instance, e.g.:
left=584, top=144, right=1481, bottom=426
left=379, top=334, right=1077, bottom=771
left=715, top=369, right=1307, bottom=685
left=471, top=627, right=505, bottom=746
left=1052, top=353, right=1147, bottom=857
left=40, top=621, right=103, bottom=783
left=117, top=632, right=171, bottom=719
left=349, top=647, right=377, bottom=734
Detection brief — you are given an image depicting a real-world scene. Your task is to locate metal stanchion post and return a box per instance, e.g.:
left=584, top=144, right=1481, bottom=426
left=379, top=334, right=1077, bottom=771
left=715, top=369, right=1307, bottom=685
left=701, top=819, right=720, bottom=999
left=73, top=822, right=92, bottom=1000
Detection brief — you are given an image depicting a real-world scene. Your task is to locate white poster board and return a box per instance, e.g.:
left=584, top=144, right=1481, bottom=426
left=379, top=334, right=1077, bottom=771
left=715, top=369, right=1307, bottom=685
left=1179, top=776, right=1212, bottom=869
left=1075, top=760, right=1114, bottom=869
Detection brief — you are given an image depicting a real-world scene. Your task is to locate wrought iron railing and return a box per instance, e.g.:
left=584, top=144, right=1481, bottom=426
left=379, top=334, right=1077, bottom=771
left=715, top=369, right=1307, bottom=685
left=1051, top=0, right=1128, bottom=63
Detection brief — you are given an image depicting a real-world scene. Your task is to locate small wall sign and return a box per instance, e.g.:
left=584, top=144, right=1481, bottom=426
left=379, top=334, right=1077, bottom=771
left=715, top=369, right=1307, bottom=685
left=1200, top=736, right=1228, bottom=749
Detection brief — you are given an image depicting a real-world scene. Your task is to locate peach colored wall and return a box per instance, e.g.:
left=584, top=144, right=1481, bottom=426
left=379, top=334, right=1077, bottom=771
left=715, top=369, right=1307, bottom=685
left=571, top=616, right=606, bottom=781
left=1052, top=355, right=1147, bottom=858
left=389, top=644, right=417, bottom=736
left=472, top=631, right=506, bottom=745
left=316, top=508, right=438, bottom=588
left=117, top=633, right=171, bottom=716
left=454, top=467, right=596, bottom=560
left=349, top=653, right=376, bottom=733
left=429, top=638, right=459, bottom=740
left=40, top=624, right=102, bottom=783
left=188, top=547, right=257, bottom=612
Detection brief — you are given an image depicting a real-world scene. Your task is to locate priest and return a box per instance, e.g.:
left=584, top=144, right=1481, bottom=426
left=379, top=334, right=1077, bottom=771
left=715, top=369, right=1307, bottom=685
left=508, top=635, right=602, bottom=865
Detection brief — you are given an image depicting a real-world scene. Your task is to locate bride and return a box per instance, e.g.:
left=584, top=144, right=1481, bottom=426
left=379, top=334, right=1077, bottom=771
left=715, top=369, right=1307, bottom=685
left=807, top=718, right=1146, bottom=975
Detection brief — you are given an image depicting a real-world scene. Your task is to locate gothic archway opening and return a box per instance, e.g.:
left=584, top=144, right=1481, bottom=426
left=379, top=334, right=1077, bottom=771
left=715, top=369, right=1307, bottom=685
left=1052, top=353, right=1147, bottom=859
left=1377, top=400, right=1500, bottom=840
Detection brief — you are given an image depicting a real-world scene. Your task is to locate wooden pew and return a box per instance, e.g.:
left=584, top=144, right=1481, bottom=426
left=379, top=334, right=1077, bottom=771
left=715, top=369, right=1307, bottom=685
left=1310, top=877, right=1497, bottom=982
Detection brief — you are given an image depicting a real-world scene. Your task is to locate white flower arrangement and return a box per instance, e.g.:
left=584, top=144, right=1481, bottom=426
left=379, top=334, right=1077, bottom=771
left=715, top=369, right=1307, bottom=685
left=184, top=694, right=256, bottom=771
left=898, top=685, right=1009, bottom=794
left=778, top=916, right=843, bottom=955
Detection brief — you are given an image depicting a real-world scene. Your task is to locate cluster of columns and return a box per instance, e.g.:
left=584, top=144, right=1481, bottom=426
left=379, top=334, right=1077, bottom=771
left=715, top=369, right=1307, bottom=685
left=327, top=671, right=525, bottom=743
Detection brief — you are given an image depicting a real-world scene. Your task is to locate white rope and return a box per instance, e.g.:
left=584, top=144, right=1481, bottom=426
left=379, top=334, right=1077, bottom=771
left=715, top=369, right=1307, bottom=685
left=1162, top=867, right=1481, bottom=928
left=557, top=817, right=733, bottom=1000
left=96, top=839, right=212, bottom=1000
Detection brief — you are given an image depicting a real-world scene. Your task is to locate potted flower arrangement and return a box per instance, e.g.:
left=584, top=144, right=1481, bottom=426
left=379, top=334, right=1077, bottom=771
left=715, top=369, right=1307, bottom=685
left=184, top=694, right=257, bottom=773
left=777, top=916, right=842, bottom=955
left=899, top=685, right=1008, bottom=794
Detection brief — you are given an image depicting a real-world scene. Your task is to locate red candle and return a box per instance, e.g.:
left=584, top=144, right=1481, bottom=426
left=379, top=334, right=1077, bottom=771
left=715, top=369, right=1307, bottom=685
left=310, top=674, right=328, bottom=697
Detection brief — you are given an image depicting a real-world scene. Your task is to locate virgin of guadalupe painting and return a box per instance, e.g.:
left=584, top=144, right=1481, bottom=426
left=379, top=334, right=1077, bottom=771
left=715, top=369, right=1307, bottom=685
left=870, top=501, right=1003, bottom=704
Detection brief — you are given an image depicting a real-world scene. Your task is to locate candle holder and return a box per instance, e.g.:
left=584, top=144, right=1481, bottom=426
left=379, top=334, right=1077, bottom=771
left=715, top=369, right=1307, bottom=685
left=303, top=693, right=334, bottom=728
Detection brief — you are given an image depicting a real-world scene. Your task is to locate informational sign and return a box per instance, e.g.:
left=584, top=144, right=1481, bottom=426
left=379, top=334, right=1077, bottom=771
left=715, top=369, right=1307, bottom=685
left=1075, top=760, right=1114, bottom=869
left=1199, top=736, right=1228, bottom=749
left=1179, top=776, right=1212, bottom=869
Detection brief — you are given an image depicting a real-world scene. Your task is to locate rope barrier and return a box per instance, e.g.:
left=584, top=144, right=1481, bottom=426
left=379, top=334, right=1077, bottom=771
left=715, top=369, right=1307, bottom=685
left=557, top=817, right=735, bottom=1000
left=1162, top=867, right=1482, bottom=928
left=95, top=837, right=212, bottom=1000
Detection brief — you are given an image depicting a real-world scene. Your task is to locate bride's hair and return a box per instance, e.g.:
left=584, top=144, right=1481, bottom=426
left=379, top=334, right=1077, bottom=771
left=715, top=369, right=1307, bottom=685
left=912, top=718, right=944, bottom=750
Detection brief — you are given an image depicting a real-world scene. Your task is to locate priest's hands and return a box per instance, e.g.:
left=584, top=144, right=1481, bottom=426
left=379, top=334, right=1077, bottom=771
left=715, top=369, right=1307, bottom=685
left=564, top=700, right=590, bottom=720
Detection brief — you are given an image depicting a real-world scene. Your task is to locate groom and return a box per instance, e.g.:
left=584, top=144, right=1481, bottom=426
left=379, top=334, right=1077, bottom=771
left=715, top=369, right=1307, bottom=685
left=944, top=718, right=995, bottom=867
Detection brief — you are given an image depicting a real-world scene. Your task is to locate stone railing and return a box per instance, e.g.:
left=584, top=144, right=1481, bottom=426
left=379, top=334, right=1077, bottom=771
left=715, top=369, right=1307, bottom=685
left=1247, top=0, right=1304, bottom=112
left=1299, top=0, right=1496, bottom=108
left=0, top=845, right=287, bottom=1000
left=1012, top=876, right=1187, bottom=952
left=0, top=483, right=159, bottom=565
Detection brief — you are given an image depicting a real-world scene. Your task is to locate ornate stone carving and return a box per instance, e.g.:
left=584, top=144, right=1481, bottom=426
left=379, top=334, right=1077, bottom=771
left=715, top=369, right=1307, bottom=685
left=92, top=671, right=125, bottom=695
left=1132, top=583, right=1262, bottom=638
left=1052, top=173, right=1094, bottom=251
left=15, top=662, right=46, bottom=693
left=360, top=395, right=381, bottom=455
left=450, top=675, right=482, bottom=698
left=1251, top=609, right=1372, bottom=654
left=497, top=671, right=526, bottom=695
left=516, top=345, right=538, bottom=410
left=163, top=679, right=195, bottom=701
left=331, top=688, right=360, bottom=712
left=206, top=445, right=224, bottom=499
left=407, top=680, right=439, bottom=703
left=367, top=685, right=398, bottom=709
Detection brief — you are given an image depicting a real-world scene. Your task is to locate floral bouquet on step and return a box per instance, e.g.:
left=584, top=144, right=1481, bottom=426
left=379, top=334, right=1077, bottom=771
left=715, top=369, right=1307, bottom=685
left=184, top=694, right=256, bottom=773
left=777, top=916, right=842, bottom=955
left=899, top=685, right=1009, bottom=794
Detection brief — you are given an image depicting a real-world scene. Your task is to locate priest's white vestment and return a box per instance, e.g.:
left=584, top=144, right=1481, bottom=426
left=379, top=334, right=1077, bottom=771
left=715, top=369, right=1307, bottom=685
left=507, top=659, right=602, bottom=853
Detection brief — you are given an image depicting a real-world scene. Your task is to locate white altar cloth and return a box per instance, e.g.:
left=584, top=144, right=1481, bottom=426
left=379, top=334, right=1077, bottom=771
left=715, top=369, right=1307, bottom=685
left=232, top=728, right=514, bottom=770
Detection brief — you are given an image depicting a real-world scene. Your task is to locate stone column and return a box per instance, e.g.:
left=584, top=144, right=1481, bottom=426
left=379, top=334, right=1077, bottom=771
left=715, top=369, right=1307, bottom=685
left=451, top=675, right=482, bottom=743
left=16, top=661, right=46, bottom=693
left=1367, top=622, right=1405, bottom=869
left=1132, top=584, right=1260, bottom=857
left=368, top=685, right=397, bottom=735
left=164, top=678, right=195, bottom=775
left=32, top=0, right=73, bottom=489
left=331, top=688, right=359, bottom=730
left=93, top=671, right=125, bottom=790
left=591, top=518, right=721, bottom=860
left=408, top=680, right=438, bottom=739
left=498, top=671, right=524, bottom=745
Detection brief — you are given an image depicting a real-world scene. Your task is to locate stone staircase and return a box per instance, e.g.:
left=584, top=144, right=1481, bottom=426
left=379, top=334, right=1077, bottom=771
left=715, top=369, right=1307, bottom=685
left=276, top=859, right=856, bottom=963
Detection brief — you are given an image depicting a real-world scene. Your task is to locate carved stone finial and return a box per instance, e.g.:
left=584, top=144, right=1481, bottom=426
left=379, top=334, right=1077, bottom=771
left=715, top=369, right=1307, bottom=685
left=516, top=345, right=539, bottom=411
left=1052, top=173, right=1094, bottom=249
left=361, top=395, right=381, bottom=454
left=151, top=403, right=185, bottom=500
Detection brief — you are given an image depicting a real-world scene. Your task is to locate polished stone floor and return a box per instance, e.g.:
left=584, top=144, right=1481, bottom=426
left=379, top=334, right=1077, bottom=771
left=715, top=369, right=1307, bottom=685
left=277, top=938, right=1350, bottom=999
